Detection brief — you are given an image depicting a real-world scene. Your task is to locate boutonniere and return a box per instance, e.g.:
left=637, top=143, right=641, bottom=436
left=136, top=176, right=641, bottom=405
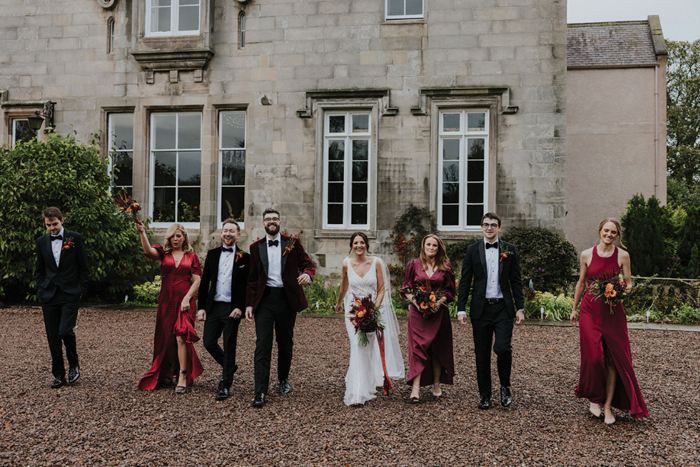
left=62, top=236, right=74, bottom=251
left=235, top=250, right=245, bottom=262
left=499, top=243, right=513, bottom=262
left=281, top=230, right=303, bottom=257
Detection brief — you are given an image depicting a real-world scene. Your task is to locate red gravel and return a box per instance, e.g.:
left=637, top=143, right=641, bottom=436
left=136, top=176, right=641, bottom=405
left=1, top=307, right=698, bottom=466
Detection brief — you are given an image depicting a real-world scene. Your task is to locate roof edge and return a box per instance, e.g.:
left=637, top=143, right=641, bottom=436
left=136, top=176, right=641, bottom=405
left=648, top=15, right=667, bottom=56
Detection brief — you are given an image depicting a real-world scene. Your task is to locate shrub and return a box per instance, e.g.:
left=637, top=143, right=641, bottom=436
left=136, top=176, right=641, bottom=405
left=524, top=291, right=574, bottom=321
left=621, top=194, right=674, bottom=276
left=301, top=274, right=338, bottom=315
left=0, top=132, right=157, bottom=302
left=390, top=205, right=437, bottom=267
left=130, top=275, right=162, bottom=307
left=676, top=201, right=700, bottom=278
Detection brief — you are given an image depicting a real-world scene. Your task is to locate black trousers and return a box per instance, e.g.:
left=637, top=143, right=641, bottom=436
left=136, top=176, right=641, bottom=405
left=471, top=301, right=514, bottom=398
left=254, top=288, right=296, bottom=394
left=202, top=301, right=241, bottom=387
left=42, top=291, right=80, bottom=378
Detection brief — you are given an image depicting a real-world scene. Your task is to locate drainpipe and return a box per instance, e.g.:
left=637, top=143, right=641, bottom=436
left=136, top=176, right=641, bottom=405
left=654, top=64, right=659, bottom=196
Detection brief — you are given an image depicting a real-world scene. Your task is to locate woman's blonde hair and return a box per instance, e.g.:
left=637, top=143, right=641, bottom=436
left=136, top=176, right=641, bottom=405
left=419, top=234, right=451, bottom=272
left=163, top=223, right=192, bottom=254
left=597, top=218, right=626, bottom=249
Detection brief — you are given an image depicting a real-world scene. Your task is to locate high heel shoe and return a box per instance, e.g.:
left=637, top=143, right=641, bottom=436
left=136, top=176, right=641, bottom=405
left=432, top=384, right=442, bottom=398
left=175, top=370, right=187, bottom=394
left=410, top=385, right=420, bottom=403
left=589, top=402, right=602, bottom=418
left=603, top=405, right=615, bottom=425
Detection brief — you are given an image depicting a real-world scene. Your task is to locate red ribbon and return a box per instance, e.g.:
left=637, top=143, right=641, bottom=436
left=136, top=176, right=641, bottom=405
left=376, top=327, right=392, bottom=395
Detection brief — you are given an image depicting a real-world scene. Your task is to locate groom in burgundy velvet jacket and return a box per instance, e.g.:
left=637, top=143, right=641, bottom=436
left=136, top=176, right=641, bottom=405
left=245, top=208, right=315, bottom=408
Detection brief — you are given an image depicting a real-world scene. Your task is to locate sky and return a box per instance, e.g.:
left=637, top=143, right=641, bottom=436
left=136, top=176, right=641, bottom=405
left=568, top=0, right=700, bottom=42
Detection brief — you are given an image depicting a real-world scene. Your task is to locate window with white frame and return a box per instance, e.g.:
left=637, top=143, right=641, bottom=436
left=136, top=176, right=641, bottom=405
left=151, top=112, right=201, bottom=224
left=386, top=0, right=423, bottom=20
left=438, top=109, right=489, bottom=230
left=219, top=111, right=246, bottom=224
left=108, top=113, right=134, bottom=196
left=11, top=119, right=34, bottom=147
left=146, top=0, right=200, bottom=37
left=323, top=111, right=371, bottom=229
left=238, top=11, right=246, bottom=49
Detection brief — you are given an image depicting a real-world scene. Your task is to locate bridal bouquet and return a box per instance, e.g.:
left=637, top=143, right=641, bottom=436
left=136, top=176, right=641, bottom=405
left=114, top=191, right=142, bottom=225
left=587, top=271, right=628, bottom=314
left=412, top=282, right=446, bottom=319
left=348, top=294, right=383, bottom=347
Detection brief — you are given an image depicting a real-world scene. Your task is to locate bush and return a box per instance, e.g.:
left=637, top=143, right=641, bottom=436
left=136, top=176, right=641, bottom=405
left=129, top=275, right=162, bottom=307
left=676, top=201, right=700, bottom=278
left=524, top=291, right=574, bottom=321
left=0, top=132, right=157, bottom=302
left=301, top=274, right=338, bottom=315
left=621, top=194, right=674, bottom=276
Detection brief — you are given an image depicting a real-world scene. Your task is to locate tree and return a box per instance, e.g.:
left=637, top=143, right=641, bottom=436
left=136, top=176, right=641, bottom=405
left=676, top=201, right=700, bottom=278
left=0, top=132, right=157, bottom=302
left=666, top=40, right=700, bottom=202
left=620, top=194, right=673, bottom=276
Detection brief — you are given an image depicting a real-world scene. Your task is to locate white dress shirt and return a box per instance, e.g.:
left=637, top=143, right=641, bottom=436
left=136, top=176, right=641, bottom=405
left=266, top=234, right=284, bottom=288
left=50, top=227, right=65, bottom=267
left=484, top=238, right=504, bottom=299
left=214, top=245, right=236, bottom=302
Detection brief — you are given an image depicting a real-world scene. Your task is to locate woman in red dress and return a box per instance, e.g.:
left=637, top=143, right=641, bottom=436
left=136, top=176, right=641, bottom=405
left=401, top=234, right=456, bottom=402
left=136, top=222, right=203, bottom=393
left=570, top=218, right=649, bottom=424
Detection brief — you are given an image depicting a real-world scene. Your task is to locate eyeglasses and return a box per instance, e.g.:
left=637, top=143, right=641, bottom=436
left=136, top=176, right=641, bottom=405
left=263, top=217, right=280, bottom=224
left=481, top=223, right=499, bottom=229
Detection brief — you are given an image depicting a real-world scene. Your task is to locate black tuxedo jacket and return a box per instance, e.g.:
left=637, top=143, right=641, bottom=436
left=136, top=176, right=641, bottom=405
left=35, top=229, right=90, bottom=303
left=457, top=240, right=525, bottom=320
left=198, top=246, right=250, bottom=314
left=245, top=234, right=316, bottom=313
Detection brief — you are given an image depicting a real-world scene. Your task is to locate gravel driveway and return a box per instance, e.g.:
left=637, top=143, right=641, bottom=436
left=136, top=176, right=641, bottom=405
left=1, top=307, right=698, bottom=466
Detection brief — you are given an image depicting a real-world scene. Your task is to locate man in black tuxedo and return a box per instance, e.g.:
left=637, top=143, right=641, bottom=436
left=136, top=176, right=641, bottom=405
left=458, top=212, right=525, bottom=409
left=197, top=218, right=250, bottom=401
left=35, top=207, right=90, bottom=388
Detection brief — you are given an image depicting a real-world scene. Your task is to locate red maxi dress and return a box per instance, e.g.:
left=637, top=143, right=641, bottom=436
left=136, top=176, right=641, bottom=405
left=575, top=246, right=649, bottom=418
left=138, top=245, right=204, bottom=390
left=401, top=259, right=456, bottom=386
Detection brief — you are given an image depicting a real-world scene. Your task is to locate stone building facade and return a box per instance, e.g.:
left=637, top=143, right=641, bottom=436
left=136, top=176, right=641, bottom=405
left=2, top=0, right=567, bottom=272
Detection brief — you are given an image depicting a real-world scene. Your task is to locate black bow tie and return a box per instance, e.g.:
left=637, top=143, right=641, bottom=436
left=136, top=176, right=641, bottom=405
left=268, top=240, right=279, bottom=247
left=51, top=235, right=63, bottom=241
left=485, top=242, right=499, bottom=249
left=221, top=247, right=233, bottom=253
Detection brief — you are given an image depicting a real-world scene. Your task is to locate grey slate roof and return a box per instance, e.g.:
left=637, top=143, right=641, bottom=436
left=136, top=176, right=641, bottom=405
left=567, top=21, right=660, bottom=68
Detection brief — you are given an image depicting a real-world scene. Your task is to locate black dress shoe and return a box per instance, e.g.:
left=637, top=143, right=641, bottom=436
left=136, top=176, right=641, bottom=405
left=50, top=377, right=66, bottom=389
left=216, top=386, right=230, bottom=401
left=68, top=366, right=80, bottom=384
left=252, top=393, right=266, bottom=408
left=279, top=379, right=291, bottom=394
left=478, top=397, right=492, bottom=410
left=500, top=386, right=513, bottom=407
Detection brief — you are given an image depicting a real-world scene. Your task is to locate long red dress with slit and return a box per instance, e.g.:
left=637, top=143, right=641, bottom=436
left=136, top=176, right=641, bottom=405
left=401, top=259, right=456, bottom=386
left=575, top=246, right=649, bottom=418
left=137, top=245, right=204, bottom=390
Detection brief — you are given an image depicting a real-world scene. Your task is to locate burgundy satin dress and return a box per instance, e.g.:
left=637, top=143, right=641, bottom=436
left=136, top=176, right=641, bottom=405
left=401, top=259, right=456, bottom=386
left=575, top=246, right=649, bottom=418
left=138, top=245, right=204, bottom=390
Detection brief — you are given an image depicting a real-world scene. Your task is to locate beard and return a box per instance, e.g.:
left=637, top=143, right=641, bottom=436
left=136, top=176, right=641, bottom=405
left=264, top=223, right=280, bottom=236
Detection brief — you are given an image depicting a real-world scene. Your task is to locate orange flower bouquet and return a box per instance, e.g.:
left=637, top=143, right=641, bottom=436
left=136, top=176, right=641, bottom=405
left=412, top=281, right=446, bottom=319
left=587, top=270, right=628, bottom=314
left=348, top=294, right=382, bottom=347
left=114, top=190, right=142, bottom=225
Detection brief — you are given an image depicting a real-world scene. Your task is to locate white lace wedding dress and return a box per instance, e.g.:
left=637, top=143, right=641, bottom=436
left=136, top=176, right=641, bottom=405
left=343, top=256, right=404, bottom=406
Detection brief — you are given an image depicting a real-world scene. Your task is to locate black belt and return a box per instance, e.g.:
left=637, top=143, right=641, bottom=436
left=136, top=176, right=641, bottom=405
left=485, top=298, right=504, bottom=305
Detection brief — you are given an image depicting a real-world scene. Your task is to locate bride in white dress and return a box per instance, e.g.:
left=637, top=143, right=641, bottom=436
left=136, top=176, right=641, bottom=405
left=334, top=232, right=404, bottom=406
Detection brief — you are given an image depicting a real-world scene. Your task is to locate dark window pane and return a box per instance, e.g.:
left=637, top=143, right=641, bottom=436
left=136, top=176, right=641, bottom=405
left=467, top=205, right=484, bottom=227
left=442, top=139, right=459, bottom=160
left=327, top=204, right=343, bottom=224
left=328, top=183, right=344, bottom=203
left=352, top=140, right=369, bottom=160
left=113, top=151, right=133, bottom=187
left=388, top=0, right=403, bottom=16
left=442, top=113, right=460, bottom=132
left=467, top=183, right=484, bottom=203
left=154, top=187, right=175, bottom=223
left=352, top=183, right=367, bottom=202
left=221, top=112, right=246, bottom=149
left=178, top=113, right=201, bottom=149
left=110, top=114, right=133, bottom=150
left=467, top=161, right=484, bottom=181
left=154, top=151, right=176, bottom=186
left=352, top=114, right=369, bottom=132
left=328, top=140, right=344, bottom=160
left=221, top=186, right=245, bottom=221
left=442, top=205, right=459, bottom=226
left=468, top=113, right=486, bottom=131
left=352, top=161, right=368, bottom=182
left=442, top=161, right=460, bottom=182
left=178, top=151, right=201, bottom=186
left=154, top=114, right=176, bottom=149
left=221, top=150, right=245, bottom=186
left=406, top=0, right=422, bottom=15
left=328, top=161, right=344, bottom=181
left=178, top=188, right=200, bottom=222
left=179, top=2, right=199, bottom=31
left=468, top=138, right=485, bottom=160
left=13, top=120, right=35, bottom=145
left=329, top=115, right=345, bottom=133
left=351, top=204, right=367, bottom=225
left=442, top=183, right=459, bottom=204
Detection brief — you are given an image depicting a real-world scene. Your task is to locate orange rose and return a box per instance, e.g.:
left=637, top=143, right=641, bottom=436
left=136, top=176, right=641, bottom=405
left=605, top=283, right=615, bottom=293
left=609, top=290, right=616, bottom=298
left=354, top=299, right=362, bottom=307
left=420, top=302, right=428, bottom=310
left=357, top=310, right=366, bottom=318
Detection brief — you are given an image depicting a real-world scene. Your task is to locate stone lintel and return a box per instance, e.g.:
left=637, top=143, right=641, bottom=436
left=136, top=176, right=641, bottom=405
left=411, top=87, right=518, bottom=115
left=297, top=89, right=398, bottom=118
left=130, top=49, right=214, bottom=72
